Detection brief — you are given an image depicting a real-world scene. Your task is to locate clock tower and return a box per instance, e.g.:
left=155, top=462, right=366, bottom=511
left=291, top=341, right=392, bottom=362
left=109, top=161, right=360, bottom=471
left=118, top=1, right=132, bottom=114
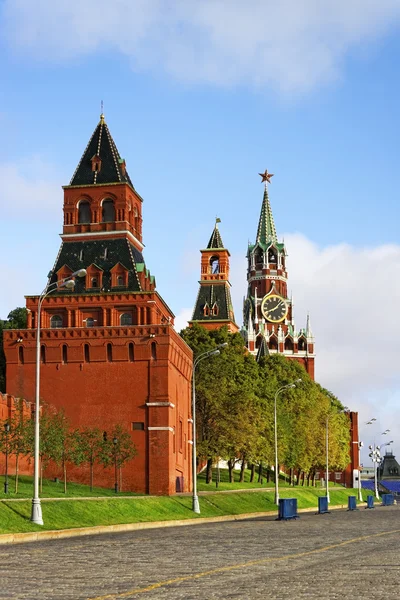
left=242, top=171, right=315, bottom=379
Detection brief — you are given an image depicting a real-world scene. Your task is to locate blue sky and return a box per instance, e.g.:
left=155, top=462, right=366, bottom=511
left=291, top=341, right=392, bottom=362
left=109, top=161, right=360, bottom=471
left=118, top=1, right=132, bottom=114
left=1, top=0, right=400, bottom=463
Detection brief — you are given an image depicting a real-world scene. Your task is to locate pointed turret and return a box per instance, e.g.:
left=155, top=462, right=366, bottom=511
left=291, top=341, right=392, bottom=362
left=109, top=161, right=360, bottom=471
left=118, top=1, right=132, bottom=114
left=69, top=113, right=134, bottom=188
left=190, top=220, right=238, bottom=333
left=207, top=219, right=224, bottom=249
left=256, top=183, right=278, bottom=247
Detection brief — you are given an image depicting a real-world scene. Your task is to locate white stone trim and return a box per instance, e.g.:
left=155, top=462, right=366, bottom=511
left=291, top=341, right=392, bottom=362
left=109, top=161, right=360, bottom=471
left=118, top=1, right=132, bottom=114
left=61, top=229, right=144, bottom=250
left=148, top=426, right=174, bottom=433
left=146, top=402, right=175, bottom=408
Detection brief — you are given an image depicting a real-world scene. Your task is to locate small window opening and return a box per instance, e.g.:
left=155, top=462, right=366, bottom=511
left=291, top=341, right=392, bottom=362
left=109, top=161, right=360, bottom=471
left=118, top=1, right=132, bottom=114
left=132, top=422, right=144, bottom=431
left=84, top=344, right=90, bottom=363
left=298, top=338, right=307, bottom=351
left=40, top=345, right=46, bottom=364
left=18, top=346, right=24, bottom=365
left=50, top=315, right=63, bottom=329
left=91, top=277, right=98, bottom=288
left=151, top=341, right=157, bottom=360
left=128, top=343, right=134, bottom=362
left=268, top=250, right=277, bottom=263
left=117, top=275, right=124, bottom=286
left=210, top=255, right=220, bottom=274
left=255, top=249, right=263, bottom=265
left=85, top=318, right=95, bottom=328
left=62, top=345, right=68, bottom=364
left=203, top=304, right=210, bottom=317
left=284, top=337, right=294, bottom=351
left=78, top=201, right=91, bottom=224
left=269, top=336, right=278, bottom=351
left=102, top=199, right=116, bottom=223
left=212, top=303, right=219, bottom=316
left=107, top=343, right=113, bottom=362
left=121, top=313, right=132, bottom=326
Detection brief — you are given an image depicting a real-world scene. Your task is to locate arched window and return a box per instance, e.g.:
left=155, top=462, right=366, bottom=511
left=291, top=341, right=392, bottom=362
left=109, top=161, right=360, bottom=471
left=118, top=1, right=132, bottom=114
left=117, top=275, right=124, bottom=287
left=40, top=345, right=46, bottom=364
left=210, top=255, right=220, bottom=274
left=91, top=277, right=98, bottom=288
left=269, top=336, right=278, bottom=351
left=107, top=343, right=113, bottom=362
left=102, top=199, right=115, bottom=223
left=268, top=249, right=277, bottom=263
left=298, top=338, right=307, bottom=351
left=120, top=313, right=132, bottom=326
left=18, top=346, right=24, bottom=365
left=84, top=344, right=90, bottom=363
left=62, top=345, right=68, bottom=364
left=284, top=337, right=294, bottom=352
left=85, top=318, right=94, bottom=328
left=212, top=303, right=219, bottom=316
left=255, top=248, right=264, bottom=265
left=203, top=304, right=210, bottom=316
left=78, top=201, right=91, bottom=224
left=128, top=343, right=134, bottom=362
left=50, top=315, right=63, bottom=329
left=151, top=341, right=157, bottom=360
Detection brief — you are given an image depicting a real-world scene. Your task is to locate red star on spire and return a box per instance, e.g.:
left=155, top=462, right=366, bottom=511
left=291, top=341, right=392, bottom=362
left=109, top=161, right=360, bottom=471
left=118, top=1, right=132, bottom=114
left=259, top=169, right=274, bottom=184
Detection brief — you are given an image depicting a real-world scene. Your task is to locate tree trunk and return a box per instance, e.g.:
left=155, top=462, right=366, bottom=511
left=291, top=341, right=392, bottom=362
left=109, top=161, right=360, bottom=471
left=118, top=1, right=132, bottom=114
left=306, top=472, right=310, bottom=487
left=266, top=467, right=270, bottom=483
left=15, top=453, right=19, bottom=493
left=90, top=458, right=94, bottom=492
left=239, top=457, right=246, bottom=483
left=119, top=466, right=122, bottom=492
left=63, top=458, right=67, bottom=494
left=250, top=464, right=255, bottom=482
left=206, top=458, right=213, bottom=484
left=289, top=468, right=294, bottom=486
left=258, top=462, right=263, bottom=484
left=228, top=459, right=235, bottom=483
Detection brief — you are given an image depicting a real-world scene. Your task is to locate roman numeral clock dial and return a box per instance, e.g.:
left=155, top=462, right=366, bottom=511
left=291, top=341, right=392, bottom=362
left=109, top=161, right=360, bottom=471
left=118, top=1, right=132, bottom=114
left=261, top=294, right=288, bottom=323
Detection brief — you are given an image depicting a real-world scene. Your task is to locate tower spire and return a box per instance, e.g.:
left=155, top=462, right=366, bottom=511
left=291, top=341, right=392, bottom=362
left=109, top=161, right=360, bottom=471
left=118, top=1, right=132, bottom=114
left=256, top=171, right=277, bottom=246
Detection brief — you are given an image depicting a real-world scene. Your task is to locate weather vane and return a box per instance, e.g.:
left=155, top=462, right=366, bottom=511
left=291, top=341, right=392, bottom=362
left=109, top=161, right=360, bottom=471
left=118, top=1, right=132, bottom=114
left=259, top=169, right=274, bottom=184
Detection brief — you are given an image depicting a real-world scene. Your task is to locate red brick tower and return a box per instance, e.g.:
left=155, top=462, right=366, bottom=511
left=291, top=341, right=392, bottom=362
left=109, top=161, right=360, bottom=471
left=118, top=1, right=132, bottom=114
left=242, top=171, right=315, bottom=378
left=4, top=113, right=193, bottom=495
left=189, top=220, right=238, bottom=333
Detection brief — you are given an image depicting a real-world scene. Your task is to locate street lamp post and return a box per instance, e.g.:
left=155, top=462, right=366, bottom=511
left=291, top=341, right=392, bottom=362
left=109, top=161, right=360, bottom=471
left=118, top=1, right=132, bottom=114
left=325, top=414, right=330, bottom=504
left=4, top=422, right=10, bottom=494
left=357, top=441, right=363, bottom=501
left=113, top=436, right=119, bottom=494
left=191, top=343, right=228, bottom=514
left=274, top=379, right=301, bottom=506
left=31, top=269, right=87, bottom=525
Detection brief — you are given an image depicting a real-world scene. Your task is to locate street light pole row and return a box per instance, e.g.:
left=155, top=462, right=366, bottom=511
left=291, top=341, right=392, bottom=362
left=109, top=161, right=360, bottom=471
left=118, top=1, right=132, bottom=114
left=191, top=343, right=228, bottom=514
left=31, top=268, right=87, bottom=525
left=274, top=379, right=302, bottom=506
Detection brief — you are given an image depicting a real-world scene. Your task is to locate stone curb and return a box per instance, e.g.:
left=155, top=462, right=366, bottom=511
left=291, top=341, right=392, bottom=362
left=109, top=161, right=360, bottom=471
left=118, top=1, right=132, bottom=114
left=0, top=504, right=349, bottom=546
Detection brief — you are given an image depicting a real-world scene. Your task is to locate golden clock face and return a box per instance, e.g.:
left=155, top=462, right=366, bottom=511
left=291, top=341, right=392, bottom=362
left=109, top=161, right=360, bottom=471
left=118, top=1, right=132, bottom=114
left=261, top=294, right=288, bottom=323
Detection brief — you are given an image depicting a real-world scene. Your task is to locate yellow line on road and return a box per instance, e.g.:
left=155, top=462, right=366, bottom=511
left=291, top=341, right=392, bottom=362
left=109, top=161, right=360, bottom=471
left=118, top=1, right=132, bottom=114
left=88, top=527, right=400, bottom=600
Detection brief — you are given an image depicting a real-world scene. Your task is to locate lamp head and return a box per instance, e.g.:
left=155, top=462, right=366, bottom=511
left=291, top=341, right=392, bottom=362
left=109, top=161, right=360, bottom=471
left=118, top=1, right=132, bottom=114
left=75, top=269, right=87, bottom=278
left=63, top=279, right=75, bottom=290
left=218, top=342, right=229, bottom=349
left=209, top=349, right=220, bottom=357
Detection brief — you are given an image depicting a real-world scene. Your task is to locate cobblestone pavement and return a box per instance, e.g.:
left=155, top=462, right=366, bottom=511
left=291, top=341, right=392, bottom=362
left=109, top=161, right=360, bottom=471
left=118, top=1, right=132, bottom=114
left=1, top=506, right=399, bottom=599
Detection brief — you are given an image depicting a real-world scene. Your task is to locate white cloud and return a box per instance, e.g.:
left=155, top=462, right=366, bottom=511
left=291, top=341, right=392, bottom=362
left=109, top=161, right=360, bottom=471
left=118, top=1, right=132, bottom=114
left=229, top=234, right=400, bottom=456
left=0, top=158, right=61, bottom=220
left=3, top=0, right=400, bottom=92
left=173, top=308, right=193, bottom=333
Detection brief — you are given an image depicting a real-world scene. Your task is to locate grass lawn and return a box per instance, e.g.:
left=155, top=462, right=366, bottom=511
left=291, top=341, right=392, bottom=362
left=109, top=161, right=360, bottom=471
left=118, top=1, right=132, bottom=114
left=0, top=475, right=139, bottom=499
left=197, top=468, right=345, bottom=492
left=0, top=474, right=368, bottom=536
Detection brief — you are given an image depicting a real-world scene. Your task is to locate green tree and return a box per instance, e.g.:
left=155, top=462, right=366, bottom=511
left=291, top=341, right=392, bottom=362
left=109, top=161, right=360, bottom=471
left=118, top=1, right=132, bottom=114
left=8, top=407, right=33, bottom=493
left=73, top=427, right=104, bottom=491
left=99, top=425, right=137, bottom=492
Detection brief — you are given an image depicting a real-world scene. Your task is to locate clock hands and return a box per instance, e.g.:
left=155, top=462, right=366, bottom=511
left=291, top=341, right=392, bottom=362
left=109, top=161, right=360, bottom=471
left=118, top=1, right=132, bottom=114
left=267, top=301, right=285, bottom=314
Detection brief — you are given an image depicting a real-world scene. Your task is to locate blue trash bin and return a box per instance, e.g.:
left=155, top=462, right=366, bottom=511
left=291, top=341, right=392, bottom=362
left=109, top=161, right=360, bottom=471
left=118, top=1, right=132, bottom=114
left=318, top=496, right=330, bottom=514
left=347, top=495, right=357, bottom=511
left=278, top=498, right=299, bottom=520
left=366, top=495, right=374, bottom=509
left=382, top=494, right=394, bottom=506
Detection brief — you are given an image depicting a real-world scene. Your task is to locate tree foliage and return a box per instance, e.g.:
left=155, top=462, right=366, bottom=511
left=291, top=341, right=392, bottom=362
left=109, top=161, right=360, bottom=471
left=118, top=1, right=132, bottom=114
left=0, top=307, right=28, bottom=393
left=180, top=324, right=350, bottom=485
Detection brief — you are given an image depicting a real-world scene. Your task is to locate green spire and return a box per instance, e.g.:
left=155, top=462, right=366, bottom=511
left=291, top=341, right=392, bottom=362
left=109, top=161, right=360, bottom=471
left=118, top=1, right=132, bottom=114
left=256, top=184, right=277, bottom=246
left=207, top=218, right=225, bottom=249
